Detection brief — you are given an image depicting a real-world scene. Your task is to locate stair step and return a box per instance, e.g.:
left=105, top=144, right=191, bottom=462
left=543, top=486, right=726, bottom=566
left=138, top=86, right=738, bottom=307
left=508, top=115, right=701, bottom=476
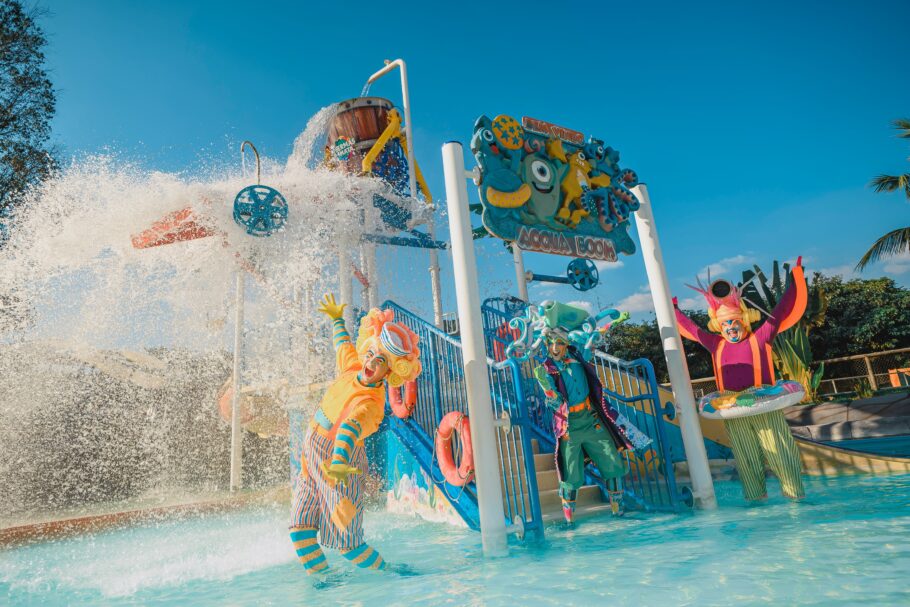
left=531, top=438, right=541, bottom=455
left=500, top=469, right=560, bottom=495
left=541, top=501, right=618, bottom=524
left=538, top=484, right=601, bottom=509
left=534, top=452, right=555, bottom=471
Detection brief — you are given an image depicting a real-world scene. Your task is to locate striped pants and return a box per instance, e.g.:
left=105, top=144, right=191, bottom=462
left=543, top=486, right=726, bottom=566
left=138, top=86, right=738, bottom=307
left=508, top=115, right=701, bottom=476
left=292, top=426, right=367, bottom=549
left=724, top=410, right=805, bottom=501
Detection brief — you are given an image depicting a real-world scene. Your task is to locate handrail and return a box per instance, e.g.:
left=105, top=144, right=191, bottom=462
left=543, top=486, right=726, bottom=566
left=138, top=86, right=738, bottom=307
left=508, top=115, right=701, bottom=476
left=480, top=296, right=686, bottom=511
left=240, top=140, right=261, bottom=185
left=383, top=300, right=544, bottom=536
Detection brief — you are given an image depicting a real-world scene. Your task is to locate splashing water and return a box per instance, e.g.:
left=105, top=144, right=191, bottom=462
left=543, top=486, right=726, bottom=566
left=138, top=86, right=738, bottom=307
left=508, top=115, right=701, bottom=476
left=0, top=107, right=431, bottom=524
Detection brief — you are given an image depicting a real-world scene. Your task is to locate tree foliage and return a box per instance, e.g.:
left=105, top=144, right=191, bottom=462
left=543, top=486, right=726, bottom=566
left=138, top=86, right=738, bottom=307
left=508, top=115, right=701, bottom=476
left=0, top=0, right=56, bottom=229
left=605, top=310, right=714, bottom=384
left=808, top=273, right=910, bottom=360
left=605, top=272, right=910, bottom=385
left=856, top=118, right=910, bottom=270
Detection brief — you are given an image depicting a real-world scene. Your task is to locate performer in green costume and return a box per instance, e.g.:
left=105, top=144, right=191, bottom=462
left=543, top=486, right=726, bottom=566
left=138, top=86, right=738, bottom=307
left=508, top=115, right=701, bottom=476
left=512, top=301, right=652, bottom=524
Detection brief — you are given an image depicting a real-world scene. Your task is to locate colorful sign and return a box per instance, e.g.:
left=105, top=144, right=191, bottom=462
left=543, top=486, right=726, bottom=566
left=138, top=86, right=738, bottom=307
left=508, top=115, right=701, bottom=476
left=470, top=114, right=641, bottom=260
left=332, top=136, right=353, bottom=161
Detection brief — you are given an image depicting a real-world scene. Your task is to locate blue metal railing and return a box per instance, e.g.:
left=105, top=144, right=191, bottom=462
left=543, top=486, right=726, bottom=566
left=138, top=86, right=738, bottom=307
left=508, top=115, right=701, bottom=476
left=383, top=301, right=543, bottom=536
left=481, top=297, right=687, bottom=512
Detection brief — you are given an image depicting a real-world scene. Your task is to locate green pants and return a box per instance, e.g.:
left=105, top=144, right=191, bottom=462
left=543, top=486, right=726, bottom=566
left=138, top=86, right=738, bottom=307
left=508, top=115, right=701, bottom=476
left=724, top=409, right=805, bottom=501
left=559, top=409, right=626, bottom=495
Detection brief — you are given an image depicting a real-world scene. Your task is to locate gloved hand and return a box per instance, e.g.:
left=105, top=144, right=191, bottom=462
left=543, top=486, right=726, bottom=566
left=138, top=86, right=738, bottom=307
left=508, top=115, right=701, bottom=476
left=533, top=365, right=555, bottom=390
left=320, top=461, right=361, bottom=486
left=318, top=293, right=347, bottom=321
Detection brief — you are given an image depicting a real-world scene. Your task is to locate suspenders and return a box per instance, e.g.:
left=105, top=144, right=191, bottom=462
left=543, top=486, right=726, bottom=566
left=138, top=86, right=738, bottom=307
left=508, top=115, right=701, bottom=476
left=713, top=335, right=767, bottom=391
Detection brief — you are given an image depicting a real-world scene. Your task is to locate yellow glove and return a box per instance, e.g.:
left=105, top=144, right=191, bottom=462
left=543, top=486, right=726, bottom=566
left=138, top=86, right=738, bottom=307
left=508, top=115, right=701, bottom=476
left=320, top=461, right=361, bottom=486
left=318, top=293, right=347, bottom=321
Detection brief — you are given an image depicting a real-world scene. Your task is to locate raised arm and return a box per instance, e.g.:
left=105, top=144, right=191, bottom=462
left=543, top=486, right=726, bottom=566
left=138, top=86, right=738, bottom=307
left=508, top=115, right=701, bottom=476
left=318, top=293, right=359, bottom=372
left=757, top=258, right=808, bottom=340
left=673, top=298, right=721, bottom=352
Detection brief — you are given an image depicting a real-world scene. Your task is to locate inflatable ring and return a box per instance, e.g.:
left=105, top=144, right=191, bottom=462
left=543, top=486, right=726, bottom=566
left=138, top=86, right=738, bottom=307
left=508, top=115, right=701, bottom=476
left=436, top=412, right=474, bottom=486
left=698, top=380, right=805, bottom=420
left=388, top=380, right=418, bottom=419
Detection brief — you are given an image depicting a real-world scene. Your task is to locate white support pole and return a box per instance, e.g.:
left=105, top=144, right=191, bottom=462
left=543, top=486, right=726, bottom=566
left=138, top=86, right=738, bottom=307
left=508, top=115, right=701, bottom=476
left=511, top=243, right=529, bottom=302
left=365, top=242, right=379, bottom=309
left=338, top=247, right=354, bottom=329
left=359, top=243, right=371, bottom=311
left=442, top=141, right=508, bottom=557
left=632, top=184, right=717, bottom=509
left=230, top=271, right=244, bottom=492
left=368, top=58, right=443, bottom=327
left=427, top=218, right=444, bottom=327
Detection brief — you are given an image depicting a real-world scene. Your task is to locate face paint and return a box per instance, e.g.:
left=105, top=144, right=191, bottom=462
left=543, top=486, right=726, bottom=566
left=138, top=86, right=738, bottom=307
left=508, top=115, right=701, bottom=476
left=361, top=348, right=390, bottom=383
left=548, top=339, right=569, bottom=361
left=721, top=319, right=748, bottom=343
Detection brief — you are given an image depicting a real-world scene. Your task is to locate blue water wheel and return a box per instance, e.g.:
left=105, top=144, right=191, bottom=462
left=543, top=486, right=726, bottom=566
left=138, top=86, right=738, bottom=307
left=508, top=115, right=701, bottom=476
left=232, top=185, right=288, bottom=237
left=567, top=258, right=599, bottom=292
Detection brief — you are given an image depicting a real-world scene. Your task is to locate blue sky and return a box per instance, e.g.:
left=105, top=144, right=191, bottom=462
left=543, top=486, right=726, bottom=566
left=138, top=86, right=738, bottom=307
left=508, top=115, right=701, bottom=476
left=40, top=0, right=910, bottom=318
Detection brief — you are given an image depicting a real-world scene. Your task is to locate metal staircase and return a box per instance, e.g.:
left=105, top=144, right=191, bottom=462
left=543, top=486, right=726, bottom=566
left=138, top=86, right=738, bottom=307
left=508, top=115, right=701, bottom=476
left=381, top=297, right=689, bottom=538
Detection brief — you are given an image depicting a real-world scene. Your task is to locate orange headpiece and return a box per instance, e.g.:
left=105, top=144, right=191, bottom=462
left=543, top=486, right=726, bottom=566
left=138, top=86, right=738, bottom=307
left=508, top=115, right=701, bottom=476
left=356, top=309, right=422, bottom=387
left=687, top=276, right=761, bottom=334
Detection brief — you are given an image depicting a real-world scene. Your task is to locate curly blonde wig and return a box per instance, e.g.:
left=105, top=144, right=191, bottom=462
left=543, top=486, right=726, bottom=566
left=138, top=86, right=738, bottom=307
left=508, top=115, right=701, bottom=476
left=356, top=309, right=422, bottom=387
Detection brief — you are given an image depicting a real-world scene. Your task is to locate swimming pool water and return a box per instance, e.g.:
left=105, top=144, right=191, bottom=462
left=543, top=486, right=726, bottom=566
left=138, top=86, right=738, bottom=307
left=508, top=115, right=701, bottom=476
left=823, top=436, right=910, bottom=457
left=2, top=475, right=909, bottom=606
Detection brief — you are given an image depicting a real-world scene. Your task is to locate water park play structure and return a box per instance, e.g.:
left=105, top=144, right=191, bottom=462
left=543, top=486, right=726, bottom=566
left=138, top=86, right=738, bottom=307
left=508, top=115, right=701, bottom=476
left=2, top=58, right=910, bottom=567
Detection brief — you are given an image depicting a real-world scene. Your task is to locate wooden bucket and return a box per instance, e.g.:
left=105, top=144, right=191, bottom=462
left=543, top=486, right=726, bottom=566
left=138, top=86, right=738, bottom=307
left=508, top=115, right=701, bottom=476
left=325, top=97, right=394, bottom=173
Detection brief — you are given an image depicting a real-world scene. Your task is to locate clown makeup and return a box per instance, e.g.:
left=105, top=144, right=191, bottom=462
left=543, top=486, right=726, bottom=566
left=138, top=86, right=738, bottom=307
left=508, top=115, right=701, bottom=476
left=547, top=338, right=569, bottom=361
left=721, top=319, right=748, bottom=343
left=360, top=347, right=391, bottom=384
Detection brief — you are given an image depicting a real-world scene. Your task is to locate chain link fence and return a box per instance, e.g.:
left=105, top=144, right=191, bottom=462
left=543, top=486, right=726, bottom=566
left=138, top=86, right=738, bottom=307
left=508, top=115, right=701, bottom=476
left=673, top=347, right=910, bottom=399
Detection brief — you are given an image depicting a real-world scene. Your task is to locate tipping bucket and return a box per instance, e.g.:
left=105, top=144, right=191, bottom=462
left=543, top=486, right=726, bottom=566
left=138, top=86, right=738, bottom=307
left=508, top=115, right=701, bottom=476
left=325, top=97, right=395, bottom=173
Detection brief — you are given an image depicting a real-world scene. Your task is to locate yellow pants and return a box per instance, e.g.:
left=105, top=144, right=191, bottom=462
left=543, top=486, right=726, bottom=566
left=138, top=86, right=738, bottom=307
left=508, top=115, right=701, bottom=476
left=724, top=410, right=805, bottom=500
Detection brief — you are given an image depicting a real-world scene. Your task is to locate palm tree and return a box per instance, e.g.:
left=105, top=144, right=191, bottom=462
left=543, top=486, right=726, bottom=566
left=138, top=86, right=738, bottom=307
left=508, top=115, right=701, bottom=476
left=856, top=118, right=910, bottom=271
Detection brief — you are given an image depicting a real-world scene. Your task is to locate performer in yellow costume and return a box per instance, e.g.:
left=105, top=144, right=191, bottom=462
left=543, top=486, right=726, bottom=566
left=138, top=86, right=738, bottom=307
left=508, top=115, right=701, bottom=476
left=290, top=294, right=421, bottom=575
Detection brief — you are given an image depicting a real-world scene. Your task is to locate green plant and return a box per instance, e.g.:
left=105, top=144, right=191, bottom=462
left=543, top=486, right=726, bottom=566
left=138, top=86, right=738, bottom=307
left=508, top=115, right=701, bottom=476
left=856, top=118, right=910, bottom=271
left=740, top=261, right=829, bottom=402
left=853, top=378, right=874, bottom=400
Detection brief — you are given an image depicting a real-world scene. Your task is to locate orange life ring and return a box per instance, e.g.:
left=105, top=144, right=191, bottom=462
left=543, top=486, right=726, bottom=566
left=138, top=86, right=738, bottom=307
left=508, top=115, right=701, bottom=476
left=388, top=380, right=418, bottom=419
left=436, top=411, right=474, bottom=486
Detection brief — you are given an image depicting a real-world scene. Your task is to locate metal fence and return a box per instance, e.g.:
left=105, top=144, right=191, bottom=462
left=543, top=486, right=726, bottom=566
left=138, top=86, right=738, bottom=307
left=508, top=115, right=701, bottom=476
left=682, top=347, right=910, bottom=398
left=816, top=348, right=910, bottom=395
left=480, top=297, right=685, bottom=512
left=384, top=301, right=542, bottom=535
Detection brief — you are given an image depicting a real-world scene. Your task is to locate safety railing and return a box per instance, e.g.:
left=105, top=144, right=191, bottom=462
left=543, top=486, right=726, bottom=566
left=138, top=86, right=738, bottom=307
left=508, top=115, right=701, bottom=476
left=383, top=301, right=543, bottom=536
left=481, top=297, right=686, bottom=511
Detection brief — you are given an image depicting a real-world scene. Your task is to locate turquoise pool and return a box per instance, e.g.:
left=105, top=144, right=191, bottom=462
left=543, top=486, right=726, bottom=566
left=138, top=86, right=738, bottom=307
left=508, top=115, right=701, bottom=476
left=2, top=475, right=909, bottom=606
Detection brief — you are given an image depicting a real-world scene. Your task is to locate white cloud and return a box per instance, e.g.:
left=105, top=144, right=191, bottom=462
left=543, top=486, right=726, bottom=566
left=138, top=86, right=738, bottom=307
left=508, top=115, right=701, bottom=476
left=676, top=296, right=705, bottom=310
left=883, top=251, right=910, bottom=275
left=594, top=259, right=625, bottom=273
left=614, top=285, right=654, bottom=313
left=566, top=300, right=596, bottom=315
left=701, top=254, right=754, bottom=279
left=816, top=264, right=859, bottom=280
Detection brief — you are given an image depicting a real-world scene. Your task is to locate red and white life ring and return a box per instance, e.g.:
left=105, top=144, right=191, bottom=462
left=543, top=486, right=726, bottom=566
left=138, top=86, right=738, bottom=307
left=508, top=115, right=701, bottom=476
left=388, top=380, right=418, bottom=419
left=493, top=322, right=521, bottom=362
left=436, top=411, right=475, bottom=486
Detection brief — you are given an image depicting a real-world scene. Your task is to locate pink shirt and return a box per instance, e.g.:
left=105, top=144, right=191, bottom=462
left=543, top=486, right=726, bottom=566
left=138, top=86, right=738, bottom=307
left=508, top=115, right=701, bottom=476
left=675, top=266, right=807, bottom=392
